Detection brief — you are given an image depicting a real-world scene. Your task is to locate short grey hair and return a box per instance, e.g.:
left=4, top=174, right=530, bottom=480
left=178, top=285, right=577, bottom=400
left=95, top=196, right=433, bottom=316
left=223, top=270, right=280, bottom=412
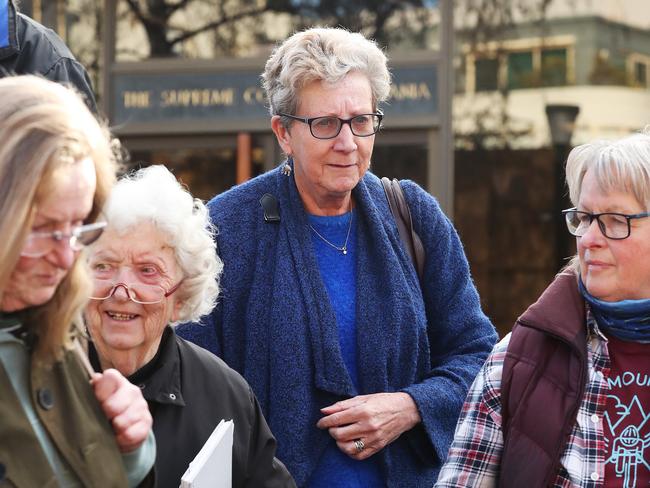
left=565, top=129, right=650, bottom=272
left=100, top=165, right=222, bottom=324
left=566, top=129, right=650, bottom=210
left=262, top=27, right=391, bottom=121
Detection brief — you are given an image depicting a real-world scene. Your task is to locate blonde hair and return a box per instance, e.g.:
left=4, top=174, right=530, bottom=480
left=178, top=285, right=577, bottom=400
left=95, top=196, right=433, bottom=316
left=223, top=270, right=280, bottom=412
left=98, top=165, right=222, bottom=324
left=565, top=129, right=650, bottom=272
left=0, top=75, right=119, bottom=359
left=262, top=27, right=391, bottom=123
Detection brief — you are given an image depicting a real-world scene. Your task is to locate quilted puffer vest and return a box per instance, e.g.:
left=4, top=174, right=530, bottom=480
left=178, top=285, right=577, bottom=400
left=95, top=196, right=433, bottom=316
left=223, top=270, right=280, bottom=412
left=499, top=272, right=588, bottom=488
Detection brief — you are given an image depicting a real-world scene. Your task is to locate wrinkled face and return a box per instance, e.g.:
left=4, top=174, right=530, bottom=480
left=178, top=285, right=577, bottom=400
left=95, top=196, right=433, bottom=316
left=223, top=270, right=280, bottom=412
left=577, top=168, right=650, bottom=302
left=85, top=223, right=183, bottom=360
left=2, top=159, right=97, bottom=312
left=272, top=71, right=376, bottom=211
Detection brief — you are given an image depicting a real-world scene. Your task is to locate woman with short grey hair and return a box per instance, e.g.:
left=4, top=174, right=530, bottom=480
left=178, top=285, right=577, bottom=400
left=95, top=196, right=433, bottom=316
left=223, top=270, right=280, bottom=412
left=178, top=27, right=496, bottom=487
left=263, top=27, right=391, bottom=121
left=85, top=165, right=295, bottom=488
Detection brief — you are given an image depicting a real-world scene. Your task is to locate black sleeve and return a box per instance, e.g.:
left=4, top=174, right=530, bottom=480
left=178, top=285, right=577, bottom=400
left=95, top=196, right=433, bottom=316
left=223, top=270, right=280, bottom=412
left=241, top=386, right=296, bottom=488
left=44, top=57, right=97, bottom=113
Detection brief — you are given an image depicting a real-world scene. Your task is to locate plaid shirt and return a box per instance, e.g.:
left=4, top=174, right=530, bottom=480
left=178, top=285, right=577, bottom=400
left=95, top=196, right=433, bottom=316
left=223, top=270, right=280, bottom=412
left=435, top=318, right=611, bottom=487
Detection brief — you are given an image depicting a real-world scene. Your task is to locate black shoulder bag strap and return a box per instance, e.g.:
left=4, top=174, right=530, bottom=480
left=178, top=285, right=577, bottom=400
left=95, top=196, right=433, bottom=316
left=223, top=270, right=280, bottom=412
left=381, top=177, right=425, bottom=281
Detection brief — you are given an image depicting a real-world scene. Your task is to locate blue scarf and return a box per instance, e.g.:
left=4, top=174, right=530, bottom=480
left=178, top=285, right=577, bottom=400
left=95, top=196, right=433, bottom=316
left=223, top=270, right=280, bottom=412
left=578, top=278, right=650, bottom=343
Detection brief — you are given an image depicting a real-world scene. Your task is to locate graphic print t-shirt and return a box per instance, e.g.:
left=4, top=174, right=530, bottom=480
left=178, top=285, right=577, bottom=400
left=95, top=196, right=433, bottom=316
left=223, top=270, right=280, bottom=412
left=604, top=335, right=650, bottom=488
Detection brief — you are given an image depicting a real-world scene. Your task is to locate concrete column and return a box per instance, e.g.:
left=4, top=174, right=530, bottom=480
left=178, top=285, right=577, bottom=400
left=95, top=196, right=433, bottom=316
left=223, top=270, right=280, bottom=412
left=102, top=0, right=116, bottom=118
left=430, top=0, right=455, bottom=219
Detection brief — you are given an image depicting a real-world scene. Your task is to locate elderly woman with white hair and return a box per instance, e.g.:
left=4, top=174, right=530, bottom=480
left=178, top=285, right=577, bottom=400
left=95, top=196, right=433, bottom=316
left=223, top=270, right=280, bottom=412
left=85, top=165, right=295, bottom=488
left=436, top=130, right=650, bottom=487
left=177, top=27, right=496, bottom=487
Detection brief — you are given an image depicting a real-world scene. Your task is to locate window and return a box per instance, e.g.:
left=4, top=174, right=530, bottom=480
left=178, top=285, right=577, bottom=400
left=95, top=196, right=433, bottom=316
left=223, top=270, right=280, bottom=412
left=475, top=58, right=499, bottom=92
left=627, top=54, right=650, bottom=88
left=507, top=51, right=534, bottom=89
left=634, top=61, right=647, bottom=87
left=464, top=37, right=574, bottom=93
left=541, top=48, right=567, bottom=87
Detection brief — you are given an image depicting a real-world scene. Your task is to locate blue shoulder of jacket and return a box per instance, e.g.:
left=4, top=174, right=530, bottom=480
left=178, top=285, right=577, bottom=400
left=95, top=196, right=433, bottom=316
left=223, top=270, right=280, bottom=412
left=367, top=174, right=445, bottom=227
left=205, top=169, right=444, bottom=229
left=400, top=179, right=442, bottom=213
left=207, top=168, right=279, bottom=223
left=363, top=173, right=441, bottom=209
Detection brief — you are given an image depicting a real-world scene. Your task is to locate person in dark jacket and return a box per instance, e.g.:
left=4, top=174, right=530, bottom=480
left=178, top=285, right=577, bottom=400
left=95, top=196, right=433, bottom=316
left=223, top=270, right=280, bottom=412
left=85, top=165, right=296, bottom=488
left=0, top=0, right=96, bottom=111
left=436, top=130, right=650, bottom=487
left=176, top=27, right=497, bottom=487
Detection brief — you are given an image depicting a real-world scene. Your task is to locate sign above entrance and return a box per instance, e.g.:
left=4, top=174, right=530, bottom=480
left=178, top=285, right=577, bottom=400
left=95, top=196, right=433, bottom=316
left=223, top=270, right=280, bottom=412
left=110, top=54, right=438, bottom=135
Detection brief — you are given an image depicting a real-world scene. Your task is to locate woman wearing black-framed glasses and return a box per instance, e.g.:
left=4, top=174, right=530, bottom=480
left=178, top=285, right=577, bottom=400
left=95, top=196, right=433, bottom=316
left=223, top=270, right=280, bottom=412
left=562, top=207, right=650, bottom=240
left=177, top=27, right=497, bottom=488
left=438, top=130, right=650, bottom=487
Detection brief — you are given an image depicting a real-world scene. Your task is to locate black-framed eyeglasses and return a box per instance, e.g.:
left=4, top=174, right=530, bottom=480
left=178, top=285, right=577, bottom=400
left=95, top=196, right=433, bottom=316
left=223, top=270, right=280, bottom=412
left=20, top=222, right=107, bottom=258
left=562, top=207, right=650, bottom=240
left=278, top=111, right=383, bottom=139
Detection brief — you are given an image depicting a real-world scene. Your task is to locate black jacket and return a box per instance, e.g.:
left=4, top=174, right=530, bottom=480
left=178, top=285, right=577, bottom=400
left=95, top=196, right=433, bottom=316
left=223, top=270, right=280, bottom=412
left=0, top=0, right=96, bottom=111
left=91, top=327, right=296, bottom=488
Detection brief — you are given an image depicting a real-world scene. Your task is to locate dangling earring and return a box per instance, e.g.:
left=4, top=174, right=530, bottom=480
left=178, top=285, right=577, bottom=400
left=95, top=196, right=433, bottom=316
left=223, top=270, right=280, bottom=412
left=282, top=156, right=293, bottom=176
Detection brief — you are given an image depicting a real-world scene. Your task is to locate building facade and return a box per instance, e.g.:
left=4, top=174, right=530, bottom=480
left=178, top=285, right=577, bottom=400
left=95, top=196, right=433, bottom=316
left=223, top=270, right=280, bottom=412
left=19, top=0, right=650, bottom=334
left=451, top=0, right=650, bottom=334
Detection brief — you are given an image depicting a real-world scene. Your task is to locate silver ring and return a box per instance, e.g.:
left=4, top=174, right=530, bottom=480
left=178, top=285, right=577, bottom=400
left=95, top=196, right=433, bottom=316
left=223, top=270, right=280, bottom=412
left=354, top=439, right=365, bottom=453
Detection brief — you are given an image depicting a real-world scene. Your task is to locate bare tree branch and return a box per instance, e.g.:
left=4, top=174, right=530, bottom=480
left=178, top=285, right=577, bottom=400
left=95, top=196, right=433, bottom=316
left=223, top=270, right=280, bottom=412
left=124, top=0, right=149, bottom=25
left=168, top=0, right=193, bottom=10
left=168, top=5, right=272, bottom=45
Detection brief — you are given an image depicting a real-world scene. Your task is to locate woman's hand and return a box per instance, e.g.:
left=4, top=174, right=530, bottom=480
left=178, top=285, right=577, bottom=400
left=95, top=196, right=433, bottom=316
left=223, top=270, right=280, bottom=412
left=316, top=392, right=421, bottom=460
left=91, top=368, right=153, bottom=453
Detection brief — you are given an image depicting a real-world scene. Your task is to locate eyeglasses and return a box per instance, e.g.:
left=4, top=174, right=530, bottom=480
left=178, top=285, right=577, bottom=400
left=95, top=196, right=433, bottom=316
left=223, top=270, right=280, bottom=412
left=562, top=207, right=650, bottom=240
left=21, top=222, right=107, bottom=258
left=278, top=111, right=383, bottom=139
left=89, top=281, right=183, bottom=305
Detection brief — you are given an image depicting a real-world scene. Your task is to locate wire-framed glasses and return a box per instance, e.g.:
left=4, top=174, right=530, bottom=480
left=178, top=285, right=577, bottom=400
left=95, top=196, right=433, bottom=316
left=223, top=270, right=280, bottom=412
left=89, top=281, right=182, bottom=305
left=278, top=111, right=383, bottom=139
left=562, top=207, right=650, bottom=240
left=21, top=222, right=107, bottom=258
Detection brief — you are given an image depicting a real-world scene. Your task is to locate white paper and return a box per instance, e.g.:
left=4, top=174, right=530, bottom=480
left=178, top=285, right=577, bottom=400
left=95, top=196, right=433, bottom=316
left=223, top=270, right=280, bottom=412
left=180, top=419, right=234, bottom=488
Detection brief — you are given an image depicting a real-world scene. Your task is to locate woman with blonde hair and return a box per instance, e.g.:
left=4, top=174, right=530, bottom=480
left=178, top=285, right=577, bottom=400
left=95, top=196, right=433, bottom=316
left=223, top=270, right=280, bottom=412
left=0, top=75, right=155, bottom=486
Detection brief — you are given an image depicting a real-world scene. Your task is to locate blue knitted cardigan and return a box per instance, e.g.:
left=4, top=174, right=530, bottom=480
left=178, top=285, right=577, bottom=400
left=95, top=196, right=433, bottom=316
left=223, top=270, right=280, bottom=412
left=177, top=164, right=496, bottom=487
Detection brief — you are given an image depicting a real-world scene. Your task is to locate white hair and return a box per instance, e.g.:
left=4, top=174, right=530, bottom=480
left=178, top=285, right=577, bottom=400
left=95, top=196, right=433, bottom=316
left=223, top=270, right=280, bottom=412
left=101, top=165, right=222, bottom=324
